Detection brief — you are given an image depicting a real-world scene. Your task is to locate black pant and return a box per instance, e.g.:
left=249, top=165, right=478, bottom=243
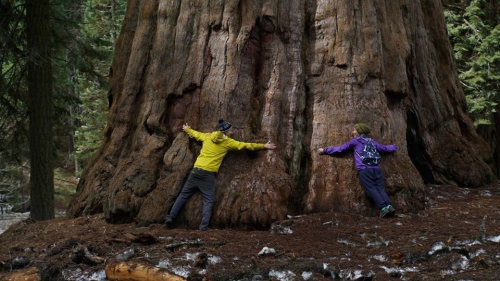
left=168, top=168, right=216, bottom=230
left=358, top=168, right=391, bottom=209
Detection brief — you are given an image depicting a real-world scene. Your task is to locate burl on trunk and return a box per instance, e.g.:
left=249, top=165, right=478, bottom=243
left=67, top=0, right=495, bottom=229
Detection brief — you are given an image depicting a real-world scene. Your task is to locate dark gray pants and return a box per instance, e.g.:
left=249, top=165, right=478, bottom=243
left=168, top=168, right=216, bottom=230
left=358, top=168, right=391, bottom=209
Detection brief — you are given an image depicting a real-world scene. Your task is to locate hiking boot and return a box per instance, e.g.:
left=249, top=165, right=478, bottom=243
left=380, top=205, right=396, bottom=217
left=164, top=215, right=173, bottom=228
left=380, top=206, right=391, bottom=217
left=388, top=205, right=396, bottom=217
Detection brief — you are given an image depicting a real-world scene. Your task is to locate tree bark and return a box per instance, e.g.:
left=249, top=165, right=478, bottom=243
left=67, top=0, right=495, bottom=228
left=0, top=267, right=40, bottom=281
left=26, top=0, right=54, bottom=221
left=105, top=262, right=186, bottom=281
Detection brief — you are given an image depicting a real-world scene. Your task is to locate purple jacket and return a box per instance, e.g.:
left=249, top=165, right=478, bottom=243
left=323, top=136, right=397, bottom=170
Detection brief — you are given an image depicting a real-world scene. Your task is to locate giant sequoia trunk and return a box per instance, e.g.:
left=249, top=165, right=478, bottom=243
left=67, top=0, right=495, bottom=229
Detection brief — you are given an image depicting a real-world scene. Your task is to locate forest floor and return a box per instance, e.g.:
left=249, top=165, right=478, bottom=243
left=0, top=183, right=499, bottom=281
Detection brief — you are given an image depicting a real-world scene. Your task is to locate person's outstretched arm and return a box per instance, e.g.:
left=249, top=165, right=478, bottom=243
left=225, top=138, right=276, bottom=151
left=372, top=140, right=397, bottom=153
left=318, top=140, right=355, bottom=155
left=264, top=141, right=276, bottom=150
left=182, top=123, right=210, bottom=142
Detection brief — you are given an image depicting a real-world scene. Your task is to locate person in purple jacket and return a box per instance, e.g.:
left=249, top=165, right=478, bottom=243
left=318, top=123, right=397, bottom=217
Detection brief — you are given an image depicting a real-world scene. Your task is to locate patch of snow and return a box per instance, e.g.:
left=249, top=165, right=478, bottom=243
left=116, top=248, right=135, bottom=260
left=185, top=252, right=198, bottom=261
left=337, top=238, right=356, bottom=246
left=269, top=269, right=296, bottom=281
left=158, top=236, right=174, bottom=240
left=338, top=269, right=365, bottom=280
left=61, top=268, right=106, bottom=281
left=441, top=269, right=456, bottom=276
left=470, top=248, right=486, bottom=258
left=286, top=214, right=304, bottom=219
left=302, top=271, right=313, bottom=280
left=480, top=190, right=492, bottom=197
left=278, top=226, right=293, bottom=234
left=380, top=265, right=419, bottom=276
left=208, top=255, right=222, bottom=264
left=0, top=212, right=29, bottom=234
left=451, top=256, right=469, bottom=271
left=258, top=246, right=276, bottom=256
left=367, top=240, right=389, bottom=247
left=171, top=265, right=191, bottom=278
left=428, top=241, right=447, bottom=255
left=156, top=259, right=172, bottom=268
left=455, top=239, right=482, bottom=246
left=487, top=235, right=500, bottom=243
left=369, top=255, right=387, bottom=262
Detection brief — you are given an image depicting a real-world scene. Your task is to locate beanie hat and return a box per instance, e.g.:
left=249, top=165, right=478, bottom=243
left=354, top=123, right=370, bottom=135
left=218, top=119, right=232, bottom=132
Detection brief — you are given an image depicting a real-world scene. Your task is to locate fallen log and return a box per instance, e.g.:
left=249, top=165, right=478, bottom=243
left=0, top=267, right=40, bottom=281
left=105, top=262, right=186, bottom=281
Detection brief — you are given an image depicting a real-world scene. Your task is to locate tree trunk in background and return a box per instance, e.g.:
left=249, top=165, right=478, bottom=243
left=477, top=113, right=500, bottom=178
left=67, top=0, right=495, bottom=229
left=26, top=0, right=54, bottom=221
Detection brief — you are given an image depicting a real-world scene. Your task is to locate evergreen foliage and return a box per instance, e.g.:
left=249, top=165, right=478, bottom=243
left=0, top=0, right=125, bottom=174
left=74, top=0, right=125, bottom=171
left=444, top=0, right=500, bottom=127
left=0, top=0, right=29, bottom=166
left=0, top=0, right=125, bottom=213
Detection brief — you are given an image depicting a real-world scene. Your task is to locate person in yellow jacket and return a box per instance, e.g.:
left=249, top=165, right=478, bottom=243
left=165, top=119, right=277, bottom=231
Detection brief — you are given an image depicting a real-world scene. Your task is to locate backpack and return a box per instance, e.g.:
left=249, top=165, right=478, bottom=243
left=355, top=138, right=381, bottom=166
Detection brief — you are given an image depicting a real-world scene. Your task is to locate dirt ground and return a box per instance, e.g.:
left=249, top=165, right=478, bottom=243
left=0, top=183, right=499, bottom=281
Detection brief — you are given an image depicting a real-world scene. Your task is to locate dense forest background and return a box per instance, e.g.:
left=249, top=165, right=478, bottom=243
left=0, top=0, right=499, bottom=217
left=0, top=0, right=125, bottom=215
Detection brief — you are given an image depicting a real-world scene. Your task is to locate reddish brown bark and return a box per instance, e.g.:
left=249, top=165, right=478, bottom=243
left=67, top=0, right=495, bottom=229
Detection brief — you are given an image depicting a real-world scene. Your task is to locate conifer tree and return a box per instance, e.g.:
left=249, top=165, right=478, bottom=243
left=445, top=0, right=500, bottom=126
left=74, top=0, right=125, bottom=172
left=26, top=0, right=54, bottom=220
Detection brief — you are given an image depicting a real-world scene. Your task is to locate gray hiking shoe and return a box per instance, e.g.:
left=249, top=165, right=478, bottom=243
left=164, top=215, right=173, bottom=227
left=388, top=205, right=396, bottom=216
left=380, top=207, right=389, bottom=218
left=380, top=205, right=396, bottom=217
left=380, top=206, right=391, bottom=217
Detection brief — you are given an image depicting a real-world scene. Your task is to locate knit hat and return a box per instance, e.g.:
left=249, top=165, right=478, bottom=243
left=218, top=119, right=232, bottom=132
left=354, top=123, right=370, bottom=135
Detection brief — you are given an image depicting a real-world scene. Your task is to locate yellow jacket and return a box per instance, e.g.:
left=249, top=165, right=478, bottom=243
left=185, top=127, right=265, bottom=172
